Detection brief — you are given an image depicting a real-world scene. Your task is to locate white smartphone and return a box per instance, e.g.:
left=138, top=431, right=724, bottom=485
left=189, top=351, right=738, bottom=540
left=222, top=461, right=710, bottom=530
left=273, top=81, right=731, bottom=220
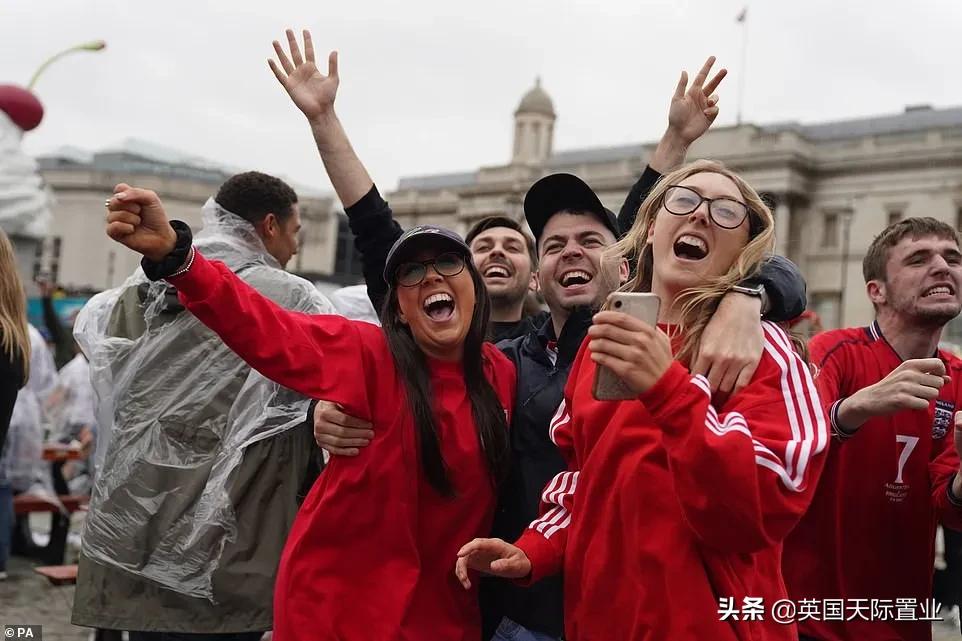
left=592, top=292, right=662, bottom=401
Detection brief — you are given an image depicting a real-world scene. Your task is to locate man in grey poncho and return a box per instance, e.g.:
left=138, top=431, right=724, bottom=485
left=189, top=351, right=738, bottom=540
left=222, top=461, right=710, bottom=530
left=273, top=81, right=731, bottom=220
left=72, top=171, right=334, bottom=641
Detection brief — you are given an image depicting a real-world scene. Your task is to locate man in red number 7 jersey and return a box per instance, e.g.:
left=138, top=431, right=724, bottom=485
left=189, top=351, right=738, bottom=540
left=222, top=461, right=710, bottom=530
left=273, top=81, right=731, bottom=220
left=784, top=217, right=962, bottom=641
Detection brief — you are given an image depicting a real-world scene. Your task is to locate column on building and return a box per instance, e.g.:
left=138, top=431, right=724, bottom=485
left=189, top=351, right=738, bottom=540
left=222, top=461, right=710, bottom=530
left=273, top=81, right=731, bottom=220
left=773, top=197, right=791, bottom=257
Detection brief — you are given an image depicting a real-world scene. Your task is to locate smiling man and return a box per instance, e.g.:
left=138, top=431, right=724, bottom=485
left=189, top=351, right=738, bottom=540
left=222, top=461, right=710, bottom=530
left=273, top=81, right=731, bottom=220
left=783, top=217, right=962, bottom=641
left=464, top=216, right=539, bottom=340
left=522, top=173, right=627, bottom=340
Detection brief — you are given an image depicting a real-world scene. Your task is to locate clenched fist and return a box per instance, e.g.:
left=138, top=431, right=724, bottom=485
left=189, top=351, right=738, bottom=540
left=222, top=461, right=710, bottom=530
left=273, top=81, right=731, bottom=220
left=105, top=183, right=177, bottom=262
left=837, top=357, right=949, bottom=433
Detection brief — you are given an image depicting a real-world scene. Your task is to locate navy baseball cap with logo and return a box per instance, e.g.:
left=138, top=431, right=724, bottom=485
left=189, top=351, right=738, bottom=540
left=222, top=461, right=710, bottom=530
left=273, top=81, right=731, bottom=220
left=383, top=225, right=472, bottom=283
left=523, top=173, right=620, bottom=243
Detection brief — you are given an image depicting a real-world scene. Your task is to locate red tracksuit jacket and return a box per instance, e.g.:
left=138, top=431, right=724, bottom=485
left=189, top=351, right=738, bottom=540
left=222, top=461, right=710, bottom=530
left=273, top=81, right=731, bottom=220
left=514, top=323, right=828, bottom=641
left=783, top=322, right=962, bottom=641
left=169, top=252, right=517, bottom=641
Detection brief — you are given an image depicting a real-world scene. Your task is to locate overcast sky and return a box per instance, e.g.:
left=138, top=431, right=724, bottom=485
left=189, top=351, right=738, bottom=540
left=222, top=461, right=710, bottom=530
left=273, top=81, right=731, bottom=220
left=4, top=0, right=961, bottom=200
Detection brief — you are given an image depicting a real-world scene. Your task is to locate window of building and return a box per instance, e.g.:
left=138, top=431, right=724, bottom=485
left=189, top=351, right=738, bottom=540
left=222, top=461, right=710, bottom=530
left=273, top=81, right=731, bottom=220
left=333, top=215, right=364, bottom=280
left=822, top=213, right=839, bottom=248
left=956, top=205, right=962, bottom=231
left=887, top=210, right=902, bottom=227
left=810, top=292, right=842, bottom=330
left=31, top=241, right=44, bottom=281
left=50, top=237, right=62, bottom=285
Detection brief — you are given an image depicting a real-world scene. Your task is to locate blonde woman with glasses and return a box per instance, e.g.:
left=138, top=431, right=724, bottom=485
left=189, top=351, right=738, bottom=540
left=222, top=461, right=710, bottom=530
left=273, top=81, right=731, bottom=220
left=457, top=160, right=829, bottom=641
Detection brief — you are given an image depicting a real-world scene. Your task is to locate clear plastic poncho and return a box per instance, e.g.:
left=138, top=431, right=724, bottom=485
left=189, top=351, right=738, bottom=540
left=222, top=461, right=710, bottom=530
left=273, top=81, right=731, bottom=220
left=0, top=324, right=58, bottom=492
left=330, top=284, right=380, bottom=325
left=74, top=198, right=334, bottom=600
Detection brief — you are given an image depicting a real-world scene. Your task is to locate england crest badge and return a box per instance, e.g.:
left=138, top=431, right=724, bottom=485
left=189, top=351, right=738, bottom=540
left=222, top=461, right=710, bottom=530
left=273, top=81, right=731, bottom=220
left=933, top=399, right=954, bottom=439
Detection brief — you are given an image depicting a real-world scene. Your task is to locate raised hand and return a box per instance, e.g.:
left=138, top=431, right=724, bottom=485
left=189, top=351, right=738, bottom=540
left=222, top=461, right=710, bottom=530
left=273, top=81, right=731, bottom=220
left=668, top=56, right=728, bottom=146
left=269, top=29, right=339, bottom=122
left=105, top=184, right=177, bottom=262
left=455, top=538, right=531, bottom=590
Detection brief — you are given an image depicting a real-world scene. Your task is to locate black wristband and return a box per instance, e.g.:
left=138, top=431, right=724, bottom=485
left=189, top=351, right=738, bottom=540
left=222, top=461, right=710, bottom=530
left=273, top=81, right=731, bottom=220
left=141, top=220, right=194, bottom=281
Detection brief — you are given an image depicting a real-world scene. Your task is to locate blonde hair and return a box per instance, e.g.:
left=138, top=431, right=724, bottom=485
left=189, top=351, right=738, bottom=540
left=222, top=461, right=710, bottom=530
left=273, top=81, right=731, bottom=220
left=609, top=159, right=775, bottom=365
left=0, top=229, right=30, bottom=384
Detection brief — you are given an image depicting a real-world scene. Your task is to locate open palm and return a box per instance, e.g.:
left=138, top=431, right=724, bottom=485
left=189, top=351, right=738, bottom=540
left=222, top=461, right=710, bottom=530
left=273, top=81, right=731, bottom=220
left=668, top=56, right=728, bottom=145
left=269, top=29, right=339, bottom=121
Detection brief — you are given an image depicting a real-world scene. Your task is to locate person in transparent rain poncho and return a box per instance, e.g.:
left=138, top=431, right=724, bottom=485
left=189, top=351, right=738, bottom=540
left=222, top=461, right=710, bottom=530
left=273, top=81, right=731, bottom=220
left=0, top=324, right=57, bottom=579
left=70, top=172, right=335, bottom=641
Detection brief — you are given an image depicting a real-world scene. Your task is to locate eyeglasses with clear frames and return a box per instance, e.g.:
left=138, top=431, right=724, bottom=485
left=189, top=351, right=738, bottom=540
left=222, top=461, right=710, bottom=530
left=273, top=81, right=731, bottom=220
left=395, top=252, right=466, bottom=287
left=662, top=185, right=751, bottom=230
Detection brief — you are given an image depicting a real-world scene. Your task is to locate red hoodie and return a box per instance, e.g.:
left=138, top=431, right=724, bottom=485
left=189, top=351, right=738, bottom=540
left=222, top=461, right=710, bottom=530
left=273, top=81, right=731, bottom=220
left=783, top=322, right=962, bottom=641
left=169, top=251, right=516, bottom=641
left=514, top=323, right=828, bottom=641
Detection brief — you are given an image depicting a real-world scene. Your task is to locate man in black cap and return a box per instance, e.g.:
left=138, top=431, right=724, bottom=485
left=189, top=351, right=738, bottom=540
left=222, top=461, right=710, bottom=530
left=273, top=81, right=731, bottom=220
left=268, top=31, right=806, bottom=640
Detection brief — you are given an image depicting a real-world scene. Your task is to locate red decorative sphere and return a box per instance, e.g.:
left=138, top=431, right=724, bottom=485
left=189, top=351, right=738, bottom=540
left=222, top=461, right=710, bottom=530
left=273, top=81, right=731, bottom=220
left=0, top=84, right=44, bottom=131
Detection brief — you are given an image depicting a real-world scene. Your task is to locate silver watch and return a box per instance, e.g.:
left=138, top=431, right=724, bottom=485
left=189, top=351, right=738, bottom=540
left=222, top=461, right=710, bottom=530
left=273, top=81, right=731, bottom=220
left=730, top=284, right=770, bottom=316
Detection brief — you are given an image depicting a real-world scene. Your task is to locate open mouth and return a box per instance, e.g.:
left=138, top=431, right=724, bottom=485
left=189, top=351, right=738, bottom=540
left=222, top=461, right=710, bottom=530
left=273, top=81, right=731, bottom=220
left=673, top=234, right=709, bottom=261
left=559, top=270, right=593, bottom=288
left=423, top=292, right=456, bottom=322
left=483, top=264, right=511, bottom=280
left=923, top=284, right=956, bottom=298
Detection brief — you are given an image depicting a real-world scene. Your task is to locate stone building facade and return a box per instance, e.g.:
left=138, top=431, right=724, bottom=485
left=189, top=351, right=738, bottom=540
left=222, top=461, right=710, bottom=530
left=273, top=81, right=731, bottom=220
left=26, top=141, right=350, bottom=296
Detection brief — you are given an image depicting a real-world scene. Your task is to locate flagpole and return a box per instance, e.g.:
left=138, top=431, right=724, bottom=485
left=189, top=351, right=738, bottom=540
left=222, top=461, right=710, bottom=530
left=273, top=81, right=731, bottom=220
left=736, top=9, right=748, bottom=126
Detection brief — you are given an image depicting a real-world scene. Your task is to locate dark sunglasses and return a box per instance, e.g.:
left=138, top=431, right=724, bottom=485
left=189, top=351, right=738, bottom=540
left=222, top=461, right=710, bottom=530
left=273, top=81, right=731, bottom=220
left=395, top=252, right=466, bottom=287
left=662, top=185, right=751, bottom=230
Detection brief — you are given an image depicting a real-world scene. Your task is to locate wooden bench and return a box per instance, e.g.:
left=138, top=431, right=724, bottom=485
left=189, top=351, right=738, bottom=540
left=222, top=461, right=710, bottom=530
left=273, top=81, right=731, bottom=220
left=12, top=494, right=89, bottom=564
left=13, top=493, right=88, bottom=515
left=34, top=564, right=78, bottom=586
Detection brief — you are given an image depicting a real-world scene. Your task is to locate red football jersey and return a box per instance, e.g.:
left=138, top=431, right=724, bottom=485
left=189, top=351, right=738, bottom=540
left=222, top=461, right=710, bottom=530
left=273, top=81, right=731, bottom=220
left=783, top=321, right=962, bottom=641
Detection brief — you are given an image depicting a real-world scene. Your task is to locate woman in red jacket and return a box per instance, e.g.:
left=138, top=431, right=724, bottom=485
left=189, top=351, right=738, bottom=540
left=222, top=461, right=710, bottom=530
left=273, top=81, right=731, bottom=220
left=103, top=186, right=515, bottom=641
left=457, top=159, right=829, bottom=641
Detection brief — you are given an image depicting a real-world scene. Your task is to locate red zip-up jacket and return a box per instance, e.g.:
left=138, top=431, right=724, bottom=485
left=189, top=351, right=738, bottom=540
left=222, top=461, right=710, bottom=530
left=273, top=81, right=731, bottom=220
left=514, top=323, right=828, bottom=641
left=783, top=322, right=962, bottom=641
left=168, top=251, right=516, bottom=641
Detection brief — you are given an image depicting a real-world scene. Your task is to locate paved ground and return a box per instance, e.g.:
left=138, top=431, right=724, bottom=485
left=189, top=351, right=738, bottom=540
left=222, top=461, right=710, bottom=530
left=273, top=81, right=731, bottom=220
left=1, top=513, right=959, bottom=641
left=1, top=510, right=88, bottom=641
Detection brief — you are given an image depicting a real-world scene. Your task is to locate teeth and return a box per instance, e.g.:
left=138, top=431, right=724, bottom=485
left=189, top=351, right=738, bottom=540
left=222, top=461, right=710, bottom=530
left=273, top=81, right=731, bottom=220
left=926, top=287, right=952, bottom=297
left=561, top=270, right=592, bottom=286
left=423, top=293, right=453, bottom=309
left=485, top=266, right=510, bottom=278
left=677, top=234, right=707, bottom=251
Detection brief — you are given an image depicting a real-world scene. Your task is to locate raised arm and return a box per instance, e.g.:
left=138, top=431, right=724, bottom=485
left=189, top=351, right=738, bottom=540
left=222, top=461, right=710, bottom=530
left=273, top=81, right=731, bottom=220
left=618, top=56, right=726, bottom=233
left=269, top=29, right=401, bottom=311
left=104, top=184, right=366, bottom=401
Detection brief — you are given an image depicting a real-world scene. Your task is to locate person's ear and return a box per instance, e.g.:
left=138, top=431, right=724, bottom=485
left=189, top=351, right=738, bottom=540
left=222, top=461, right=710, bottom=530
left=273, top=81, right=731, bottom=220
left=867, top=280, right=886, bottom=307
left=262, top=213, right=278, bottom=239
left=533, top=270, right=543, bottom=294
left=618, top=258, right=629, bottom=285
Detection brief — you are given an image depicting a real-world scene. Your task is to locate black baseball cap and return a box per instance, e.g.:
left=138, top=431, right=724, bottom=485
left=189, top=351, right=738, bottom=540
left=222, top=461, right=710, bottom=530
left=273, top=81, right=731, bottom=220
left=523, top=173, right=620, bottom=243
left=383, top=224, right=471, bottom=283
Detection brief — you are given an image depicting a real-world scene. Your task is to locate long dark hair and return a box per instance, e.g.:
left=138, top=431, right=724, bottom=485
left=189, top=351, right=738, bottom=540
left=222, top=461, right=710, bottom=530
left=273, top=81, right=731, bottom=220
left=381, top=259, right=511, bottom=497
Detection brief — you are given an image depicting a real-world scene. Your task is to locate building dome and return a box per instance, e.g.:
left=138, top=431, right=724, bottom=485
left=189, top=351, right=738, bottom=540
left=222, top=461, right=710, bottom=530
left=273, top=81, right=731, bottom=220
left=516, top=78, right=555, bottom=117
